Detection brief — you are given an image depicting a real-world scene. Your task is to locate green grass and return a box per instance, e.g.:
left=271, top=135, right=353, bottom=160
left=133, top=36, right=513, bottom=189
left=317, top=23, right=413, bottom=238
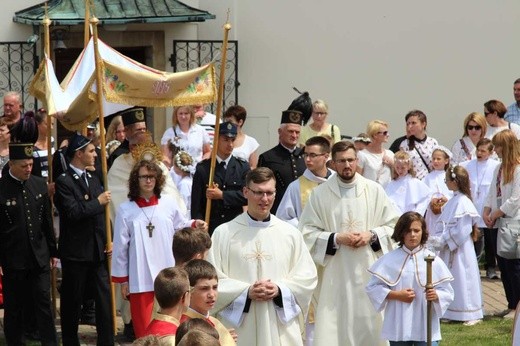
left=441, top=316, right=513, bottom=345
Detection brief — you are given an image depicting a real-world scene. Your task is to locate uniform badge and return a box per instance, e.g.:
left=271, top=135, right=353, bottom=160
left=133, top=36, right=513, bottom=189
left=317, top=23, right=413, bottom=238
left=289, top=112, right=301, bottom=124
left=24, top=146, right=33, bottom=158
left=227, top=123, right=233, bottom=130
left=136, top=110, right=145, bottom=121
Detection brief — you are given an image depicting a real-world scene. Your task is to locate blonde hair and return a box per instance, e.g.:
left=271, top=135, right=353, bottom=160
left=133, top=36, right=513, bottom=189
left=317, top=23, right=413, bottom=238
left=172, top=106, right=196, bottom=127
left=462, top=112, right=487, bottom=138
left=106, top=115, right=123, bottom=143
left=492, top=130, right=520, bottom=184
left=392, top=150, right=415, bottom=179
left=366, top=120, right=388, bottom=139
left=312, top=99, right=328, bottom=113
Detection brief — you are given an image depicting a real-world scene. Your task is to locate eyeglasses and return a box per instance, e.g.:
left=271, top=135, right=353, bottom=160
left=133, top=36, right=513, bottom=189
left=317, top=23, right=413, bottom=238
left=377, top=131, right=389, bottom=136
left=246, top=187, right=276, bottom=198
left=303, top=153, right=326, bottom=159
left=313, top=112, right=328, bottom=116
left=334, top=158, right=357, bottom=165
left=138, top=175, right=156, bottom=181
left=467, top=125, right=482, bottom=131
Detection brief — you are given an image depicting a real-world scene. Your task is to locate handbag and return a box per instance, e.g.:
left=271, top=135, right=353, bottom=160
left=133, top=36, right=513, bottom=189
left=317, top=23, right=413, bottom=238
left=430, top=192, right=447, bottom=215
left=496, top=218, right=520, bottom=259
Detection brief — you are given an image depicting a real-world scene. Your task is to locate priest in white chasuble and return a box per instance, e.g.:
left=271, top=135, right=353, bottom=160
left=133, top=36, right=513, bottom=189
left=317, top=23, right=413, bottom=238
left=111, top=160, right=206, bottom=338
left=299, top=141, right=399, bottom=346
left=208, top=167, right=317, bottom=346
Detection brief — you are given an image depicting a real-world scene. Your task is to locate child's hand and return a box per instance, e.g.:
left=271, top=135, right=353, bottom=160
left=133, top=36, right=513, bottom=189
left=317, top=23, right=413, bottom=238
left=388, top=288, right=415, bottom=303
left=425, top=288, right=438, bottom=302
left=228, top=328, right=238, bottom=342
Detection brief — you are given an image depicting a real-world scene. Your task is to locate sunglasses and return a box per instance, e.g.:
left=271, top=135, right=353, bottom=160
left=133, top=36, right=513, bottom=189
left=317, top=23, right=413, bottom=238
left=377, top=131, right=389, bottom=136
left=467, top=125, right=482, bottom=131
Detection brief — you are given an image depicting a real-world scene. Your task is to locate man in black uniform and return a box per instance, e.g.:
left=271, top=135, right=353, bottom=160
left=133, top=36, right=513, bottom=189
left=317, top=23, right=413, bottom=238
left=191, top=121, right=250, bottom=234
left=107, top=107, right=146, bottom=169
left=0, top=143, right=58, bottom=345
left=54, top=133, right=114, bottom=346
left=258, top=110, right=306, bottom=213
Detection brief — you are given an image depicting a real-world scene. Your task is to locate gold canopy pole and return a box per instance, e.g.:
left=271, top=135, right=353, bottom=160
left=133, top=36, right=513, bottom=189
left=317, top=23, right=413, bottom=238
left=204, top=18, right=231, bottom=225
left=425, top=254, right=435, bottom=346
left=91, top=16, right=117, bottom=335
left=84, top=0, right=91, bottom=47
left=42, top=2, right=57, bottom=318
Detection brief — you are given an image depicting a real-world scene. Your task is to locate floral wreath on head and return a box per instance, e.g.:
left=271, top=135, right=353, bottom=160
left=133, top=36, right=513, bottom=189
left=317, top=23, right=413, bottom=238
left=174, top=150, right=194, bottom=173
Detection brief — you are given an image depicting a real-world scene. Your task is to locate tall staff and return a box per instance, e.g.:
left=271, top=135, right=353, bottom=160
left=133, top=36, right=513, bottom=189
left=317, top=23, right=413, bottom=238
left=204, top=18, right=232, bottom=224
left=42, top=2, right=58, bottom=318
left=425, top=254, right=435, bottom=346
left=91, top=16, right=117, bottom=335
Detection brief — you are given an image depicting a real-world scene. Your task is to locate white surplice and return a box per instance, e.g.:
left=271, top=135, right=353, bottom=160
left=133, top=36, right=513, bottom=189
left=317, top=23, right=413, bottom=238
left=435, top=192, right=483, bottom=321
left=385, top=174, right=432, bottom=216
left=423, top=170, right=453, bottom=236
left=112, top=195, right=192, bottom=293
left=276, top=168, right=333, bottom=227
left=299, top=174, right=400, bottom=346
left=108, top=153, right=187, bottom=222
left=207, top=213, right=317, bottom=346
left=366, top=246, right=454, bottom=342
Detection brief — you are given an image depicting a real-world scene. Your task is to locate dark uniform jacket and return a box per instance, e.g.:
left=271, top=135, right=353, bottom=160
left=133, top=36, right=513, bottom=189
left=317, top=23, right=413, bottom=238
left=258, top=143, right=305, bottom=213
left=191, top=156, right=250, bottom=234
left=54, top=166, right=107, bottom=262
left=0, top=174, right=57, bottom=270
left=107, top=139, right=129, bottom=169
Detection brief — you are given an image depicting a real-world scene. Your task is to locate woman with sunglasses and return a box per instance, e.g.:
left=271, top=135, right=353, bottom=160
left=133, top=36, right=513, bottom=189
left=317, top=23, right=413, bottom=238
left=450, top=112, right=487, bottom=165
left=357, top=120, right=394, bottom=187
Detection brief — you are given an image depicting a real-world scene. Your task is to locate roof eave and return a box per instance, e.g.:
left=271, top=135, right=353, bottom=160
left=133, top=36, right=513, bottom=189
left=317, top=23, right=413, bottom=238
left=13, top=14, right=216, bottom=26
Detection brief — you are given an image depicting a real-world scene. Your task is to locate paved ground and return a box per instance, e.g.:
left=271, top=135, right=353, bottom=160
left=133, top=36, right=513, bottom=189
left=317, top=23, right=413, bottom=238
left=0, top=270, right=511, bottom=345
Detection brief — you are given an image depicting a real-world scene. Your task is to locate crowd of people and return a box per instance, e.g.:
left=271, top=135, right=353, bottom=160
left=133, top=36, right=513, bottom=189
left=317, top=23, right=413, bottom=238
left=0, top=77, right=520, bottom=346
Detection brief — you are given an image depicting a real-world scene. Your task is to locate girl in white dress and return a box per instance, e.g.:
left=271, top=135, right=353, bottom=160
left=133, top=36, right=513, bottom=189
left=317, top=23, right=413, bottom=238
left=424, top=146, right=453, bottom=237
left=434, top=166, right=483, bottom=325
left=366, top=212, right=454, bottom=346
left=172, top=150, right=195, bottom=218
left=385, top=151, right=431, bottom=216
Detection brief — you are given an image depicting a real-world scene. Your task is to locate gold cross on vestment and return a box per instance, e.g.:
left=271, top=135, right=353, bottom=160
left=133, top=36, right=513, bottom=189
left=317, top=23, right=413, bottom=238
left=147, top=222, right=155, bottom=237
left=244, top=240, right=272, bottom=278
left=341, top=215, right=363, bottom=232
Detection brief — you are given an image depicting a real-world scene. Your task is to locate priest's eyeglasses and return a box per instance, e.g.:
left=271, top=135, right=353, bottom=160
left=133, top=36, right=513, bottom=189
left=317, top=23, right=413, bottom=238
left=246, top=187, right=276, bottom=198
left=138, top=175, right=156, bottom=181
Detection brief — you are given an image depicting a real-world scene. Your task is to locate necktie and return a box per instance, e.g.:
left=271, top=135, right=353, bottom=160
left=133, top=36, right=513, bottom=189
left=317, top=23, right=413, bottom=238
left=81, top=172, right=89, bottom=187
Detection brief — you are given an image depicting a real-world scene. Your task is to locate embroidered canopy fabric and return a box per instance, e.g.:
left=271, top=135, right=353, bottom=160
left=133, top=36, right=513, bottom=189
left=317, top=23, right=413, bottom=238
left=30, top=37, right=216, bottom=130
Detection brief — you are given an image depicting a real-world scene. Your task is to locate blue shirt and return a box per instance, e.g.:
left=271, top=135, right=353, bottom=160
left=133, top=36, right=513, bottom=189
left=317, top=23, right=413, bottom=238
left=505, top=102, right=520, bottom=125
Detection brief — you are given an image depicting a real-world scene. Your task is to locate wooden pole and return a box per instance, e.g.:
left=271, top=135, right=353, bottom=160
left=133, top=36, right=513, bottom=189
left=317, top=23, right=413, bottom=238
left=84, top=0, right=91, bottom=48
left=425, top=254, right=435, bottom=346
left=204, top=19, right=231, bottom=225
left=42, top=2, right=58, bottom=319
left=91, top=16, right=117, bottom=335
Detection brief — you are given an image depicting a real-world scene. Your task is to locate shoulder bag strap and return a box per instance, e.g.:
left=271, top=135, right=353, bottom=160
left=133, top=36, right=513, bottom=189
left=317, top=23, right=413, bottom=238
left=414, top=147, right=431, bottom=173
left=459, top=138, right=471, bottom=161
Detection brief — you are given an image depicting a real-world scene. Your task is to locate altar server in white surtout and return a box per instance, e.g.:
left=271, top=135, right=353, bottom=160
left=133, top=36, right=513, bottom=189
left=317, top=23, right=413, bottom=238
left=299, top=141, right=400, bottom=346
left=276, top=136, right=334, bottom=227
left=366, top=212, right=454, bottom=346
left=111, top=160, right=206, bottom=338
left=208, top=167, right=317, bottom=346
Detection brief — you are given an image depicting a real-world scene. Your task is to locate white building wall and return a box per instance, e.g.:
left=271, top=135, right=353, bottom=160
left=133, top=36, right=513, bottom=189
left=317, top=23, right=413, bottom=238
left=198, top=0, right=520, bottom=153
left=3, top=1, right=519, bottom=152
